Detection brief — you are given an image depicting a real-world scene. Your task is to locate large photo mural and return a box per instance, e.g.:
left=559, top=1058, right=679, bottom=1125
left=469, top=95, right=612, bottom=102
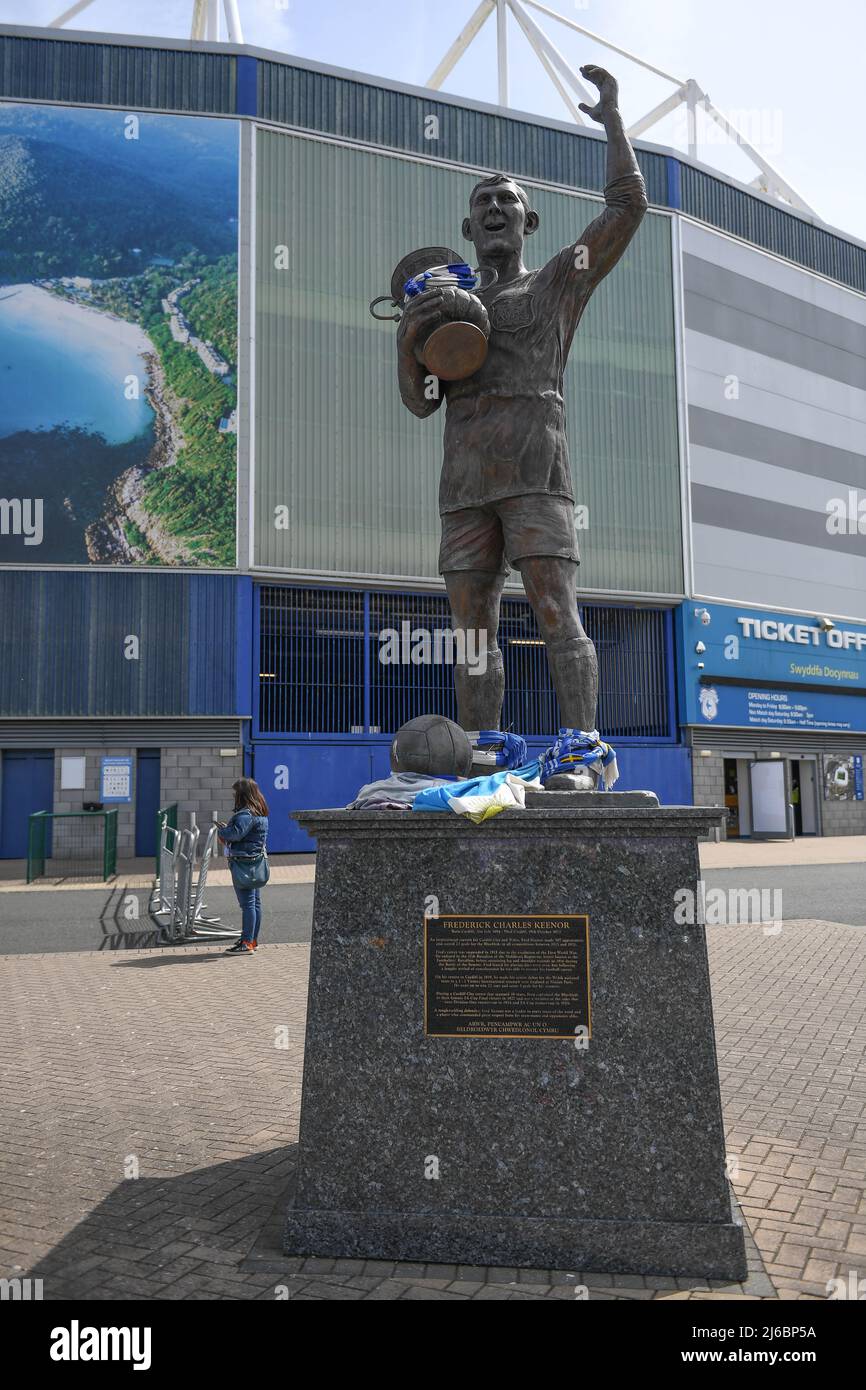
left=0, top=103, right=238, bottom=567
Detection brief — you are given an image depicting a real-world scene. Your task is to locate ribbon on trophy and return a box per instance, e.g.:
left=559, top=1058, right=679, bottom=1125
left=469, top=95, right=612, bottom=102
left=402, top=262, right=480, bottom=299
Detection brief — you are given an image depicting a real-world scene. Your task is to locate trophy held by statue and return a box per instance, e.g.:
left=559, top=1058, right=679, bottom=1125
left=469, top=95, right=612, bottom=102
left=370, top=246, right=495, bottom=381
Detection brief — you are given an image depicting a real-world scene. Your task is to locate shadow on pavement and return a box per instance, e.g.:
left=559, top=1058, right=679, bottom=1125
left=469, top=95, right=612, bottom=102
left=24, top=1146, right=299, bottom=1301
left=97, top=887, right=241, bottom=953
left=110, top=950, right=252, bottom=968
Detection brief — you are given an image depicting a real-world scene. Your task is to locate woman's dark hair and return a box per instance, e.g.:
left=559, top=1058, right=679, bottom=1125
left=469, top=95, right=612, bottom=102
left=232, top=778, right=269, bottom=816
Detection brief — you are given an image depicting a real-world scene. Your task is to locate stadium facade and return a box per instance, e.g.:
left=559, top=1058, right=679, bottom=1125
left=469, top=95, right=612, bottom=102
left=0, top=23, right=864, bottom=855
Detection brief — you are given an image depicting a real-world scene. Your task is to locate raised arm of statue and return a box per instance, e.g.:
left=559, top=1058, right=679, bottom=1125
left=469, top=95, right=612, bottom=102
left=575, top=65, right=648, bottom=287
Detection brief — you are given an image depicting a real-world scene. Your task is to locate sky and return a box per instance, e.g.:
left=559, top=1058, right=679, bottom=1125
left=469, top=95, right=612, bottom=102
left=2, top=0, right=864, bottom=242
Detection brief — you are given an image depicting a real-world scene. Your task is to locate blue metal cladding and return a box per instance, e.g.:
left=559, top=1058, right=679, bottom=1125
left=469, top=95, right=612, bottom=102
left=236, top=54, right=257, bottom=116
left=256, top=585, right=677, bottom=742
left=679, top=163, right=866, bottom=294
left=665, top=156, right=681, bottom=210
left=0, top=572, right=245, bottom=717
left=257, top=739, right=692, bottom=852
left=234, top=576, right=255, bottom=718
left=256, top=60, right=670, bottom=205
left=0, top=34, right=235, bottom=113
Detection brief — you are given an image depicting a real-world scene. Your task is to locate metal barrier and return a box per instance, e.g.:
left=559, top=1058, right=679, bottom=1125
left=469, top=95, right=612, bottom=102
left=153, top=823, right=181, bottom=920
left=154, top=803, right=178, bottom=877
left=27, top=809, right=118, bottom=883
left=27, top=812, right=48, bottom=883
left=172, top=826, right=199, bottom=941
left=150, top=816, right=239, bottom=942
left=187, top=823, right=234, bottom=936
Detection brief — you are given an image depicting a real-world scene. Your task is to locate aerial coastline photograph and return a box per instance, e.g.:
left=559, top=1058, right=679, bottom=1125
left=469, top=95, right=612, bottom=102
left=0, top=102, right=238, bottom=566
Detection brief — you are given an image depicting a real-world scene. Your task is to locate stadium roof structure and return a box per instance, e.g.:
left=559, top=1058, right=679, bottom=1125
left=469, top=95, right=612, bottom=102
left=427, top=0, right=816, bottom=215
left=4, top=17, right=865, bottom=288
left=44, top=0, right=817, bottom=218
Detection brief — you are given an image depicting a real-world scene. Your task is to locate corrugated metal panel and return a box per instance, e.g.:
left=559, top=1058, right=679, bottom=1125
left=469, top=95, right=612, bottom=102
left=258, top=60, right=669, bottom=204
left=0, top=573, right=243, bottom=717
left=0, top=35, right=235, bottom=113
left=680, top=164, right=866, bottom=295
left=187, top=575, right=246, bottom=715
left=255, top=130, right=682, bottom=593
left=0, top=719, right=243, bottom=747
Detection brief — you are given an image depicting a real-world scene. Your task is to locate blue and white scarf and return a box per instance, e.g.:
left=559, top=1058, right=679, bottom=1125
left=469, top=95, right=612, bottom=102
left=540, top=728, right=619, bottom=790
left=467, top=729, right=528, bottom=770
left=403, top=262, right=478, bottom=300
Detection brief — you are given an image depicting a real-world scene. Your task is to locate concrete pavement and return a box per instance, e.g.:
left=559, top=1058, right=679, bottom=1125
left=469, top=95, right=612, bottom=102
left=0, top=834, right=862, bottom=892
left=700, top=835, right=866, bottom=869
left=1, top=919, right=864, bottom=1300
left=0, top=883, right=316, bottom=954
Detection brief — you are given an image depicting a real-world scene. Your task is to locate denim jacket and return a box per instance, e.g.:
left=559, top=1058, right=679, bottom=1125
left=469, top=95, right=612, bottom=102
left=220, top=810, right=268, bottom=860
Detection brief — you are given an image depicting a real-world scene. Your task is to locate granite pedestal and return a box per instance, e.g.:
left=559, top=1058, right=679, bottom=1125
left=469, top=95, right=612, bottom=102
left=284, top=800, right=747, bottom=1278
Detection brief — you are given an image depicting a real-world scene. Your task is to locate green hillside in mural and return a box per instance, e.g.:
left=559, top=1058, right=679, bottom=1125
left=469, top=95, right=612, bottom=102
left=0, top=135, right=234, bottom=282
left=141, top=259, right=237, bottom=567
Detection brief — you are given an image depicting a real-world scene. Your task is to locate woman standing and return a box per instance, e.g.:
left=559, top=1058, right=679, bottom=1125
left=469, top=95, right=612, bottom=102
left=218, top=778, right=270, bottom=956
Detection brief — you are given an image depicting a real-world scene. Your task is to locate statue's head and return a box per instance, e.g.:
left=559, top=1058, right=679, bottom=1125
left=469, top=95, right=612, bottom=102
left=463, top=174, right=539, bottom=258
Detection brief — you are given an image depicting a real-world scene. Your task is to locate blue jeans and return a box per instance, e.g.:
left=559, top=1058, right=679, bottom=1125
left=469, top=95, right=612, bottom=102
left=233, top=884, right=262, bottom=943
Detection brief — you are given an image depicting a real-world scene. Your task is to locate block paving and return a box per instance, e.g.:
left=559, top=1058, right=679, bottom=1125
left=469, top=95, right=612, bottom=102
left=1, top=920, right=863, bottom=1301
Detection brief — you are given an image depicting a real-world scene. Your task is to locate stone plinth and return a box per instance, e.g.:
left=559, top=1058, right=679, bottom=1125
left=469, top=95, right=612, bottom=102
left=284, top=802, right=746, bottom=1278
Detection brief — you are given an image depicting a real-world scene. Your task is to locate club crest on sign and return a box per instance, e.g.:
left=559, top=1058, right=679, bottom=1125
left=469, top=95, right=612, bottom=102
left=699, top=686, right=719, bottom=721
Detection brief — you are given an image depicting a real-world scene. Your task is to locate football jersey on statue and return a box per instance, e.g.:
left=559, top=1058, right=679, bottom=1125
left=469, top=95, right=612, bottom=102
left=439, top=172, right=646, bottom=514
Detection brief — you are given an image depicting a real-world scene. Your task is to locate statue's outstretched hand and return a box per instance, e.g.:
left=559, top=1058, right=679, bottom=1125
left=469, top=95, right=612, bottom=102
left=578, top=65, right=619, bottom=123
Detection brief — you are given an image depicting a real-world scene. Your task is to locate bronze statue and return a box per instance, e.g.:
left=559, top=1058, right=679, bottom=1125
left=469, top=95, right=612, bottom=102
left=395, top=66, right=647, bottom=768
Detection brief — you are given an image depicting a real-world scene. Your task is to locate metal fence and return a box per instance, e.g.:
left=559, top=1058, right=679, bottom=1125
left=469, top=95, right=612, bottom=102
left=27, top=810, right=118, bottom=883
left=154, top=802, right=178, bottom=877
left=150, top=817, right=238, bottom=943
left=258, top=585, right=675, bottom=740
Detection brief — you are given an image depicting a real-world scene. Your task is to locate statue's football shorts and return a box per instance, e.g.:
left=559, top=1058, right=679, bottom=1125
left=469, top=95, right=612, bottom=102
left=439, top=494, right=579, bottom=574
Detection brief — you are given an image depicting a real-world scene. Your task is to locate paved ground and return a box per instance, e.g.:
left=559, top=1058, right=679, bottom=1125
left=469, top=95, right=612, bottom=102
left=702, top=865, right=866, bottom=927
left=0, top=884, right=315, bottom=953
left=1, top=919, right=863, bottom=1301
left=700, top=835, right=866, bottom=869
left=1, top=863, right=864, bottom=955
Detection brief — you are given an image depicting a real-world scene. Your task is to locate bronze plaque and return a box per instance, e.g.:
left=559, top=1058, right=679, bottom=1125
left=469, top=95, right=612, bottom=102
left=424, top=914, right=590, bottom=1039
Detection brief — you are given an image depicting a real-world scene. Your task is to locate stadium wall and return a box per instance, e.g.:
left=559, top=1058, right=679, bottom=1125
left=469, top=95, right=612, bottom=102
left=2, top=26, right=864, bottom=850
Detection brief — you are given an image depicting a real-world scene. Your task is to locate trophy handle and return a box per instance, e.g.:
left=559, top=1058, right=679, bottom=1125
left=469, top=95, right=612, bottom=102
left=369, top=295, right=401, bottom=322
left=476, top=266, right=499, bottom=292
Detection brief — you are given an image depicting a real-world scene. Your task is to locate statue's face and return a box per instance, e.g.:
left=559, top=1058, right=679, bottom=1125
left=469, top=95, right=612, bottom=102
left=466, top=180, right=530, bottom=257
